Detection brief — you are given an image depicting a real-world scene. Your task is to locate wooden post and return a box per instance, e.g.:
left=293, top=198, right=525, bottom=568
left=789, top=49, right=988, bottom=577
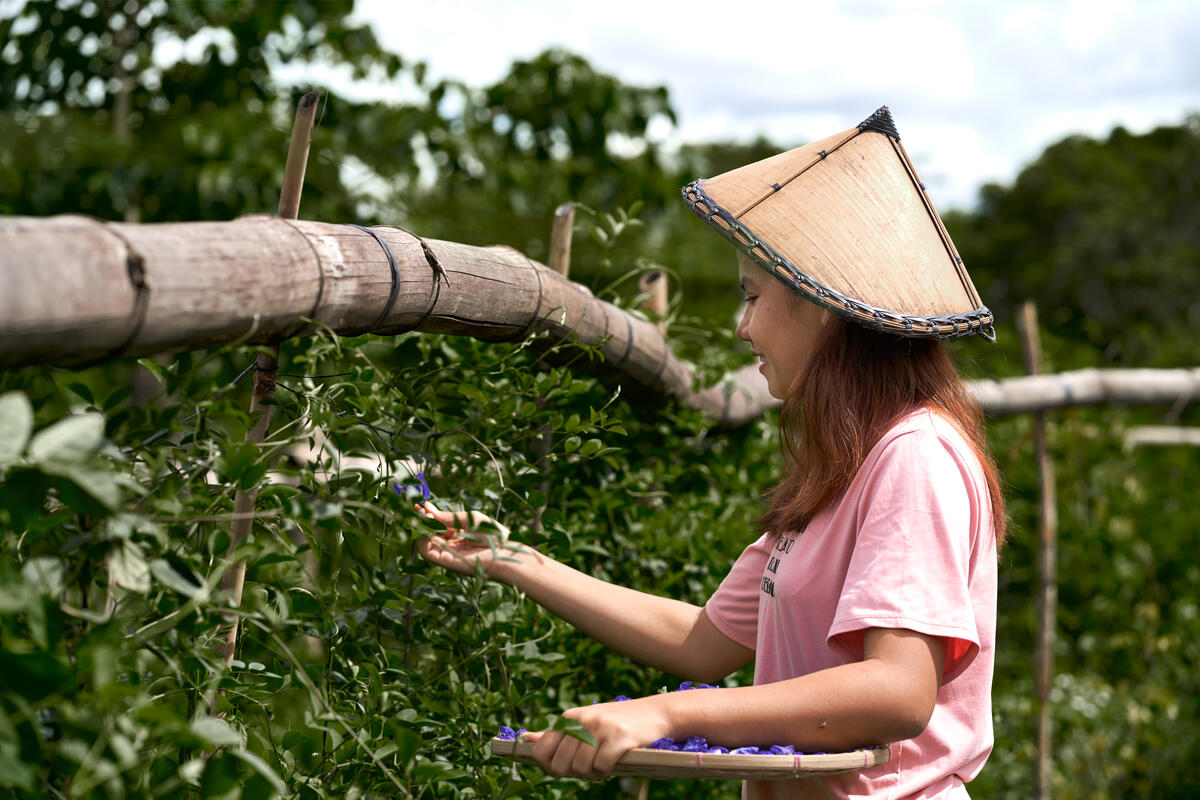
left=531, top=204, right=575, bottom=532
left=1019, top=301, right=1057, bottom=800
left=638, top=269, right=668, bottom=334
left=216, top=90, right=320, bottom=663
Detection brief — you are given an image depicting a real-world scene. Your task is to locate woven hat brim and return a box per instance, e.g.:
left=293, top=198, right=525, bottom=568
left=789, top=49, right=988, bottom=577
left=681, top=111, right=995, bottom=341
left=683, top=179, right=995, bottom=340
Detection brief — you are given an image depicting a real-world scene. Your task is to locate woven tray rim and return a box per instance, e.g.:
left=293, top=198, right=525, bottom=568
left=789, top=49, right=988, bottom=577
left=489, top=738, right=891, bottom=781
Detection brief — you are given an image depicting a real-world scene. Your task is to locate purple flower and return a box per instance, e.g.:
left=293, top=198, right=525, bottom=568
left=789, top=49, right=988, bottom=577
left=613, top=695, right=631, bottom=702
left=682, top=736, right=709, bottom=752
left=649, top=737, right=681, bottom=751
left=706, top=746, right=730, bottom=754
left=394, top=472, right=431, bottom=503
left=732, top=746, right=764, bottom=755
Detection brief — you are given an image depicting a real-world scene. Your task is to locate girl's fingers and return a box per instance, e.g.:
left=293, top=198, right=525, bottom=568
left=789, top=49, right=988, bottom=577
left=591, top=739, right=626, bottom=777
left=416, top=504, right=509, bottom=540
left=571, top=741, right=599, bottom=778
left=548, top=734, right=583, bottom=778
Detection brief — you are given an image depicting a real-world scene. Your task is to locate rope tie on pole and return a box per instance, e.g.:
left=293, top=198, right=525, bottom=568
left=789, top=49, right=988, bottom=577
left=94, top=221, right=151, bottom=363
left=347, top=224, right=449, bottom=334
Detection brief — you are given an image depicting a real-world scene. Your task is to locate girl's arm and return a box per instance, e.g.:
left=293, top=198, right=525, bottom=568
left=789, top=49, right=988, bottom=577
left=528, top=627, right=944, bottom=779
left=416, top=504, right=754, bottom=681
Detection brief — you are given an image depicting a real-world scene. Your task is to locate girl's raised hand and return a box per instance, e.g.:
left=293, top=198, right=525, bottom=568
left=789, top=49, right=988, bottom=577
left=415, top=501, right=526, bottom=579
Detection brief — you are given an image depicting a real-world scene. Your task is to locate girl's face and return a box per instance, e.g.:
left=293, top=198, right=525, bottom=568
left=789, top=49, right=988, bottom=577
left=735, top=254, right=829, bottom=399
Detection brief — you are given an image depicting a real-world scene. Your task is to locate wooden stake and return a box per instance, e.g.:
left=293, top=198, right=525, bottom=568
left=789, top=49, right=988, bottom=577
left=216, top=90, right=320, bottom=663
left=531, top=204, right=575, bottom=531
left=1019, top=301, right=1057, bottom=800
left=277, top=91, right=320, bottom=220
left=548, top=204, right=574, bottom=277
left=638, top=269, right=668, bottom=334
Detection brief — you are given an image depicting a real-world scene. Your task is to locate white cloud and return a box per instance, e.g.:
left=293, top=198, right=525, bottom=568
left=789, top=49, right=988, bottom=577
left=354, top=0, right=1200, bottom=210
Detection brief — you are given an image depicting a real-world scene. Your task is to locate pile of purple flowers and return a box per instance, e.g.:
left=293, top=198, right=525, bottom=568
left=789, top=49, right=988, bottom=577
left=496, top=726, right=526, bottom=741
left=495, top=682, right=811, bottom=754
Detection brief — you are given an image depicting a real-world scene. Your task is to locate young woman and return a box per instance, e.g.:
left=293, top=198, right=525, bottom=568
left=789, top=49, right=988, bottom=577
left=418, top=107, right=1005, bottom=799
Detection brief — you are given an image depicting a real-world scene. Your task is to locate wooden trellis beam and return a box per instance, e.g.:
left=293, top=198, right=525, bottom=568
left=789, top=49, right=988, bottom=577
left=1, top=214, right=1195, bottom=422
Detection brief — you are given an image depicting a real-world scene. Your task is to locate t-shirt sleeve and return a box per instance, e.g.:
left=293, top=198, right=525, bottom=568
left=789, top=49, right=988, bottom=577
left=828, top=428, right=982, bottom=681
left=704, top=534, right=771, bottom=651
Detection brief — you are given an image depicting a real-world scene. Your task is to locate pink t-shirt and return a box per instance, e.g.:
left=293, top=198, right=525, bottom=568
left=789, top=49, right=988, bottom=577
left=705, top=408, right=997, bottom=800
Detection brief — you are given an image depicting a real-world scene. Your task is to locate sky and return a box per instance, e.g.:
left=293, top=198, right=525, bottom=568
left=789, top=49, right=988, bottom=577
left=352, top=0, right=1200, bottom=211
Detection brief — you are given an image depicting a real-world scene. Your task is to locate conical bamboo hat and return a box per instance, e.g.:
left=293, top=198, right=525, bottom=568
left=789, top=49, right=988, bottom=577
left=682, top=107, right=994, bottom=340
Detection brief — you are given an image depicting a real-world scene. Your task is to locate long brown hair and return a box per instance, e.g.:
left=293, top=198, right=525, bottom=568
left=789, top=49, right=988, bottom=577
left=758, top=314, right=1006, bottom=546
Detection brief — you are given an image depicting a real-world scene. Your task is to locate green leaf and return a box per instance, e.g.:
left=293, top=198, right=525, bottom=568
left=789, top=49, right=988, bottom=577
left=21, top=557, right=65, bottom=595
left=65, top=382, right=95, bottom=405
left=394, top=727, right=420, bottom=768
left=550, top=715, right=596, bottom=747
left=199, top=750, right=242, bottom=798
left=238, top=463, right=268, bottom=491
left=410, top=761, right=471, bottom=782
left=45, top=464, right=124, bottom=511
left=0, top=651, right=73, bottom=702
left=216, top=440, right=259, bottom=483
left=28, top=413, right=104, bottom=463
left=110, top=540, right=150, bottom=593
left=0, top=392, right=33, bottom=461
left=0, top=709, right=35, bottom=789
left=457, top=383, right=488, bottom=404
left=150, top=558, right=208, bottom=600
left=190, top=717, right=244, bottom=749
left=230, top=749, right=284, bottom=794
left=137, top=357, right=167, bottom=385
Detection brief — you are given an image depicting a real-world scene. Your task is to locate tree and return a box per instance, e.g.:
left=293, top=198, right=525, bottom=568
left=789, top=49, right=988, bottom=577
left=945, top=116, right=1200, bottom=368
left=0, top=0, right=422, bottom=222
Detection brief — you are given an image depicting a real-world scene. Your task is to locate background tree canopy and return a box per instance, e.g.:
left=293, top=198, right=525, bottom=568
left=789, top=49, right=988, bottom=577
left=1, top=2, right=1197, bottom=799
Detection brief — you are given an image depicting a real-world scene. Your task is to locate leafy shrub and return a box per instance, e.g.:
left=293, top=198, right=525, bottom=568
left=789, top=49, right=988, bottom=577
left=0, top=312, right=775, bottom=800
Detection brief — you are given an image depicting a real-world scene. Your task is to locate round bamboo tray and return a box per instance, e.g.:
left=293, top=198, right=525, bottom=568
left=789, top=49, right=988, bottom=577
left=490, top=738, right=891, bottom=780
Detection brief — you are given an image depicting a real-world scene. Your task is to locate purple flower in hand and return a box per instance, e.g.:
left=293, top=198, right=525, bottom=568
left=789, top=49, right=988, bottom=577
left=394, top=472, right=431, bottom=504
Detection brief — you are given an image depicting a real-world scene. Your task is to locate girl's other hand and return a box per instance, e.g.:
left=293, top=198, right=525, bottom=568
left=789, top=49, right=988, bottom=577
left=528, top=696, right=672, bottom=780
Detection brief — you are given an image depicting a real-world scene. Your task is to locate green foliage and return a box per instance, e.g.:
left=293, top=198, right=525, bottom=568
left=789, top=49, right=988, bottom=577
left=0, top=312, right=774, bottom=798
left=945, top=116, right=1200, bottom=368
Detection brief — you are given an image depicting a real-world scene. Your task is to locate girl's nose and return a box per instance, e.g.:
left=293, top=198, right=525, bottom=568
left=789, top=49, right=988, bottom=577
left=735, top=304, right=751, bottom=341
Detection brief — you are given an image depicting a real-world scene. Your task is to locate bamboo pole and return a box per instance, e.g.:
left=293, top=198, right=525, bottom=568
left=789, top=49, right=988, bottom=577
left=216, top=90, right=319, bottom=663
left=1019, top=301, right=1057, bottom=800
left=1, top=215, right=1197, bottom=422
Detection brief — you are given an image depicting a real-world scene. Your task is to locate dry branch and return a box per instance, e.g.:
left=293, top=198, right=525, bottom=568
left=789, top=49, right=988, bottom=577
left=1, top=214, right=1196, bottom=422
